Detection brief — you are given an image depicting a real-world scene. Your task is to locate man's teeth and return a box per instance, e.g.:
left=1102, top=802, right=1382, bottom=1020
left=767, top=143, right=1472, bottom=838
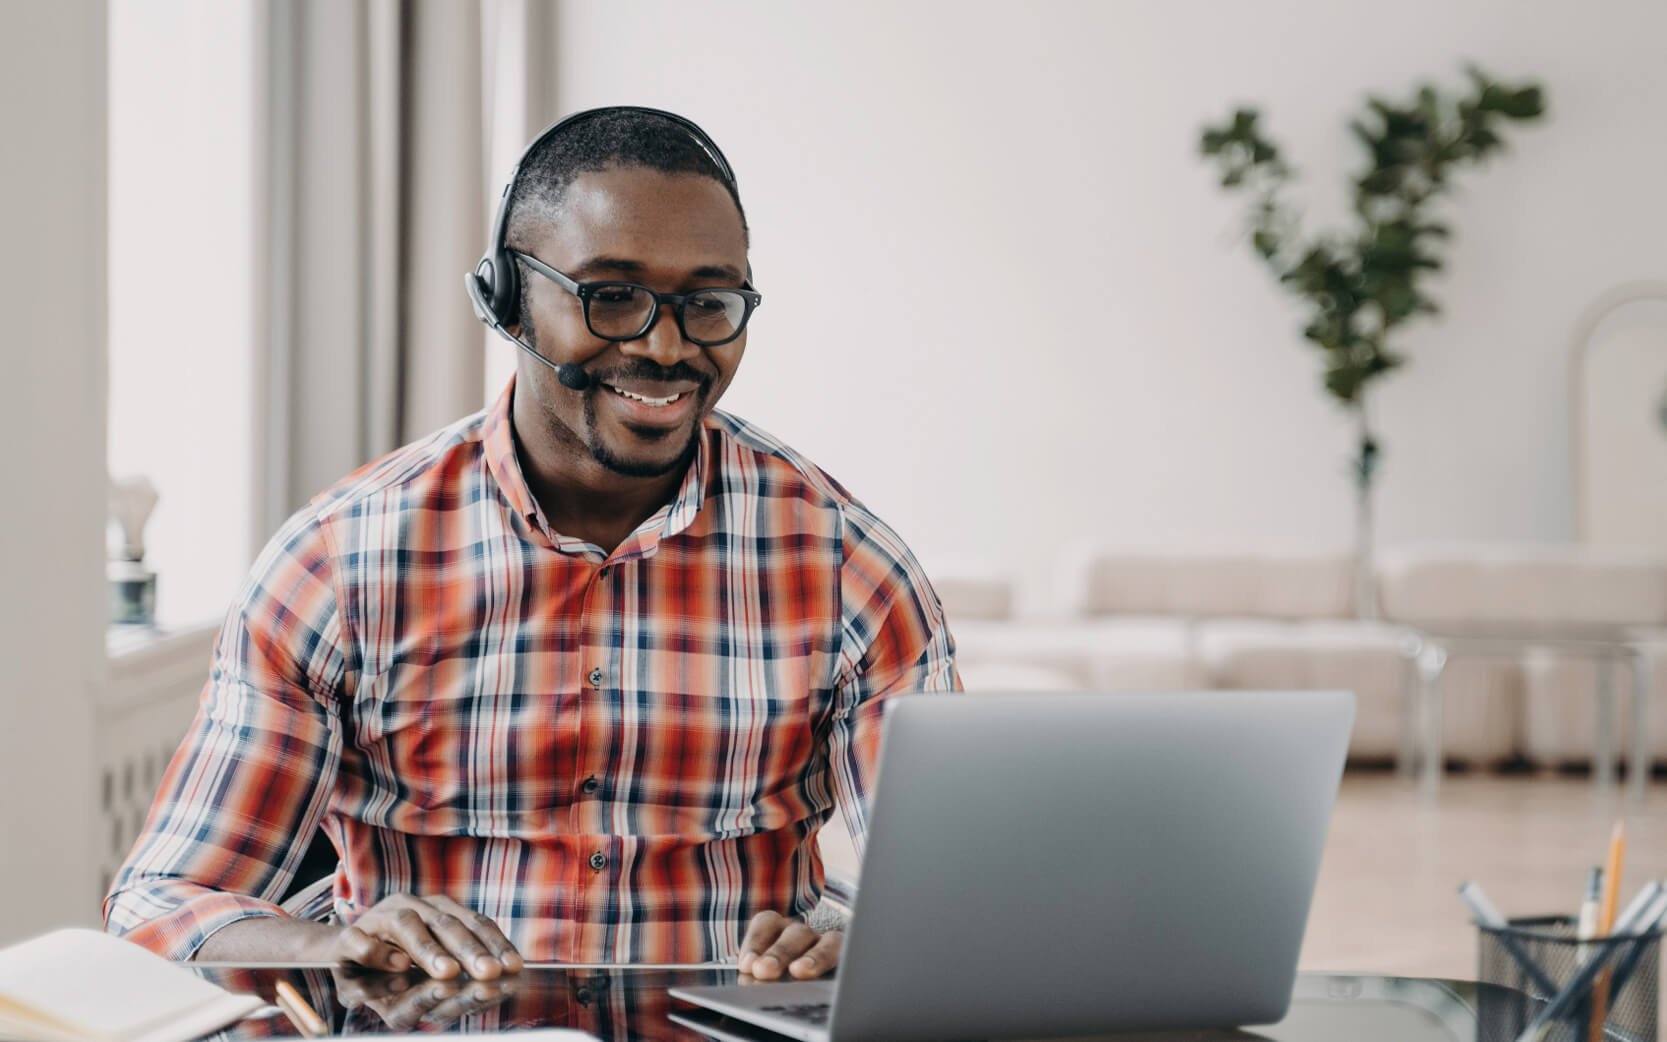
left=608, top=385, right=683, bottom=407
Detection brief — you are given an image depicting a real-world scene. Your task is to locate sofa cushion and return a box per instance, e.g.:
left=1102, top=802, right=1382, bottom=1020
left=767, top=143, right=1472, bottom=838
left=1377, top=543, right=1667, bottom=629
left=1196, top=620, right=1413, bottom=763
left=957, top=661, right=1084, bottom=692
left=934, top=571, right=1018, bottom=623
left=950, top=618, right=1198, bottom=691
left=1194, top=619, right=1522, bottom=765
left=1069, top=549, right=1354, bottom=621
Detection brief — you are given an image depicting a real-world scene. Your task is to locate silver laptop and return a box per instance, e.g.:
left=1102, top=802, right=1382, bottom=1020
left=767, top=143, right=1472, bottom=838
left=671, top=690, right=1355, bottom=1042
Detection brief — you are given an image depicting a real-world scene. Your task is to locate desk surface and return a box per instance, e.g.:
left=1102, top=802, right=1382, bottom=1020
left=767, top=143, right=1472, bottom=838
left=193, top=964, right=1479, bottom=1042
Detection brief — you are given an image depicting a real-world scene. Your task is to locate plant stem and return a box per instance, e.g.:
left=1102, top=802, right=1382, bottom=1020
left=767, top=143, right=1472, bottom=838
left=1353, top=398, right=1378, bottom=619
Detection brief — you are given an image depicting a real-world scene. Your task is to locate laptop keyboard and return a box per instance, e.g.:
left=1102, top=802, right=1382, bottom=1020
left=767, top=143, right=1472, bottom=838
left=759, top=1002, right=832, bottom=1025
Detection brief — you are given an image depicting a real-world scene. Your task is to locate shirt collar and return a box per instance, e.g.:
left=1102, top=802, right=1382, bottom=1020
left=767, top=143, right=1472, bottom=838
left=481, top=376, right=544, bottom=529
left=482, top=374, right=711, bottom=553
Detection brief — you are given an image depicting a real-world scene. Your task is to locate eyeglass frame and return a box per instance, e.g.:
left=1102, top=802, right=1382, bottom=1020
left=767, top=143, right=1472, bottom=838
left=511, top=250, right=762, bottom=348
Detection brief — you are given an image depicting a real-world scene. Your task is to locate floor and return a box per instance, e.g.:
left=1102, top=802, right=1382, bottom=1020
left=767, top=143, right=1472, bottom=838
left=818, top=771, right=1667, bottom=983
left=1300, top=771, right=1666, bottom=981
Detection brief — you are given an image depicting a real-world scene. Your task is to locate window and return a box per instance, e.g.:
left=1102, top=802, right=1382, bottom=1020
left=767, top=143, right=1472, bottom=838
left=107, top=0, right=256, bottom=628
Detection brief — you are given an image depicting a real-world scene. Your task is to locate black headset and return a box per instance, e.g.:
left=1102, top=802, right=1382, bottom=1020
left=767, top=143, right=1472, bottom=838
left=464, top=105, right=740, bottom=340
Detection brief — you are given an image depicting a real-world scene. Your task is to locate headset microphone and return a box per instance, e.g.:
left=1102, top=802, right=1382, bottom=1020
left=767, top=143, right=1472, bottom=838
left=466, top=266, right=595, bottom=392
left=555, top=364, right=591, bottom=391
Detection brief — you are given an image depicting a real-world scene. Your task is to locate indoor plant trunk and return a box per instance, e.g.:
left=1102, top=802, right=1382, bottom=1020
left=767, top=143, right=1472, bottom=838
left=1352, top=399, right=1379, bottom=620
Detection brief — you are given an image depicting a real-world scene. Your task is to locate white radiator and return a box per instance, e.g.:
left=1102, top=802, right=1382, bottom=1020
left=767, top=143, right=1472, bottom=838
left=98, top=623, right=217, bottom=899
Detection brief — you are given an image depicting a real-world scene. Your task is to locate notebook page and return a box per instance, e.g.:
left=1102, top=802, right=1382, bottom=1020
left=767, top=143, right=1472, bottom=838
left=0, top=929, right=261, bottom=1042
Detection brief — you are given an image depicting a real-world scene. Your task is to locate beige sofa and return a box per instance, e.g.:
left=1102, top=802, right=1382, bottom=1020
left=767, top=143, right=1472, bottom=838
left=947, top=551, right=1427, bottom=765
left=943, top=544, right=1667, bottom=774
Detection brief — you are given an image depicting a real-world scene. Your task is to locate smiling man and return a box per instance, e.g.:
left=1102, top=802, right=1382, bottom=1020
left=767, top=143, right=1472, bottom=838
left=105, top=108, right=959, bottom=985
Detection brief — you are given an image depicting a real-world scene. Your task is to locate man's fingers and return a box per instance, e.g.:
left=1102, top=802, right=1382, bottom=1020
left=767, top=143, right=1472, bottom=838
left=751, top=922, right=822, bottom=981
left=786, top=930, right=842, bottom=979
left=420, top=908, right=498, bottom=980
left=428, top=895, right=524, bottom=975
left=336, top=925, right=410, bottom=974
left=384, top=907, right=462, bottom=979
left=737, top=911, right=788, bottom=975
left=347, top=894, right=520, bottom=982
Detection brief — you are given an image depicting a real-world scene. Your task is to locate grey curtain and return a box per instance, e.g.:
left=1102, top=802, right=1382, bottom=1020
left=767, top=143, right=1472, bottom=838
left=260, top=0, right=546, bottom=534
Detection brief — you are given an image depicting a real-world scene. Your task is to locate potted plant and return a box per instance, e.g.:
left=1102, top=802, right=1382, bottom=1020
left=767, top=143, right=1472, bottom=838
left=1199, top=68, right=1545, bottom=617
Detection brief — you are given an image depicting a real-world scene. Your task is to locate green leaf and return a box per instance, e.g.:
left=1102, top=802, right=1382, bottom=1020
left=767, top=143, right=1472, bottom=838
left=1359, top=169, right=1402, bottom=194
left=1500, top=86, right=1545, bottom=119
left=1324, top=365, right=1366, bottom=404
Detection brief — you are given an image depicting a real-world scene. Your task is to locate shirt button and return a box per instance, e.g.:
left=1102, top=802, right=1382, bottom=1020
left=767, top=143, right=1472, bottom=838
left=587, top=667, right=604, bottom=688
left=589, top=851, right=608, bottom=871
left=575, top=987, right=594, bottom=1006
left=580, top=776, right=600, bottom=795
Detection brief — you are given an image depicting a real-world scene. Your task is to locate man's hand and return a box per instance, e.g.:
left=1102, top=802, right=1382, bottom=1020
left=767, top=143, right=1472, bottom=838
left=327, top=894, right=523, bottom=981
left=333, top=965, right=521, bottom=1031
left=737, top=912, right=842, bottom=980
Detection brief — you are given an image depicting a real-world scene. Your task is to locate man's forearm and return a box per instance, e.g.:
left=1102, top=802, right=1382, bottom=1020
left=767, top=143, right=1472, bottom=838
left=193, top=916, right=342, bottom=963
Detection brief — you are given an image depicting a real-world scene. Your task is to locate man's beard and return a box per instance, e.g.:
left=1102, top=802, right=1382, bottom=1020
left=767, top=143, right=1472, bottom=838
left=580, top=388, right=705, bottom=477
left=521, top=322, right=712, bottom=478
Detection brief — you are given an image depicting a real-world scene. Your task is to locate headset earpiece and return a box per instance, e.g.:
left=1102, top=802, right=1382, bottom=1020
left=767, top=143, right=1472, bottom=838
left=488, top=250, right=519, bottom=328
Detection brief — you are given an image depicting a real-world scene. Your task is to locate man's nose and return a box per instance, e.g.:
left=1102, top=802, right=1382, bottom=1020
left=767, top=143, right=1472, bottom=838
left=626, top=303, right=701, bottom=367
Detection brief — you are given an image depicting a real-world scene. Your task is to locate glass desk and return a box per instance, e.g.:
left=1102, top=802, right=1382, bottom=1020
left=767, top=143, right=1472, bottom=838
left=193, top=964, right=1480, bottom=1042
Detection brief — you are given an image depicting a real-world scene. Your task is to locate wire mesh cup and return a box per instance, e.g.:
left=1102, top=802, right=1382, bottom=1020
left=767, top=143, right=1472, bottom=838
left=1477, top=916, right=1660, bottom=1042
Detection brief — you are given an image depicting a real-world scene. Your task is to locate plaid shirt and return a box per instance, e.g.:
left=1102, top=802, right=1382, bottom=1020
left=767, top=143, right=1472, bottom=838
left=104, top=379, right=959, bottom=963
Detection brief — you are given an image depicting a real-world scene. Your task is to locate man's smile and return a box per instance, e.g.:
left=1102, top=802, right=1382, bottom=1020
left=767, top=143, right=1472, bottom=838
left=597, top=378, right=703, bottom=427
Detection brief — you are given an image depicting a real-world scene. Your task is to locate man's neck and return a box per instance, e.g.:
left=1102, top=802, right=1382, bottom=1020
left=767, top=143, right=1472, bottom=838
left=511, top=396, right=689, bottom=556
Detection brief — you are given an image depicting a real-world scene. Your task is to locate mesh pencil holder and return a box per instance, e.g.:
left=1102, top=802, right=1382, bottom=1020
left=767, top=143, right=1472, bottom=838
left=1477, top=916, right=1660, bottom=1042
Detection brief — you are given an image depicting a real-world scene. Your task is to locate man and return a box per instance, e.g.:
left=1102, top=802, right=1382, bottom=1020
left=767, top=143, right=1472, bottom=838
left=105, top=108, right=959, bottom=984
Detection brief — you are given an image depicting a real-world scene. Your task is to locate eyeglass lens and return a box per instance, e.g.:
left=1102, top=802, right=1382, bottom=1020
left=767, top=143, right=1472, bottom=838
left=586, top=285, right=749, bottom=345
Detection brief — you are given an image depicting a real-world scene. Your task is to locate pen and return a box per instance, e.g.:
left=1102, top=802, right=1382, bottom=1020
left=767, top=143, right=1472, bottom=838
left=1588, top=821, right=1628, bottom=1042
left=1576, top=867, right=1602, bottom=964
left=1457, top=881, right=1558, bottom=997
left=274, top=979, right=329, bottom=1039
left=1605, top=883, right=1667, bottom=1002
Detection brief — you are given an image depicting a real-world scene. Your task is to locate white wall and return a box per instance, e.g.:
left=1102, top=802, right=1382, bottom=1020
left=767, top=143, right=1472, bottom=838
left=550, top=0, right=1667, bottom=597
left=0, top=0, right=106, bottom=940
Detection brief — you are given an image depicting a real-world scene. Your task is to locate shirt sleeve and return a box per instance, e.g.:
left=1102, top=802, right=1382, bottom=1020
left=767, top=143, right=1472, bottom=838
left=103, top=505, right=351, bottom=959
left=826, top=506, right=961, bottom=858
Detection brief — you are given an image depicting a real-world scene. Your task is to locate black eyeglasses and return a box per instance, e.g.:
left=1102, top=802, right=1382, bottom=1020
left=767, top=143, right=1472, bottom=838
left=513, top=250, right=762, bottom=348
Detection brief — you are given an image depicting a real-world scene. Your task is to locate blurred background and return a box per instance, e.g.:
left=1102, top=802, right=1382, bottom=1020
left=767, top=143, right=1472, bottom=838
left=4, top=0, right=1666, bottom=974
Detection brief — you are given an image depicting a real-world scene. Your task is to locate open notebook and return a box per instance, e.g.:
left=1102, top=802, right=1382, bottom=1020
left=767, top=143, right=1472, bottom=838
left=0, top=928, right=264, bottom=1042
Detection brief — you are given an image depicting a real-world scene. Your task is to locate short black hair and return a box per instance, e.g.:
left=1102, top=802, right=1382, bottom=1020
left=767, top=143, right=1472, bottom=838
left=505, top=110, right=750, bottom=329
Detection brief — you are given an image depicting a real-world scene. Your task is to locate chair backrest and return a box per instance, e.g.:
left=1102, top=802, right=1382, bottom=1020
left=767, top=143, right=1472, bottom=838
left=1572, top=284, right=1667, bottom=549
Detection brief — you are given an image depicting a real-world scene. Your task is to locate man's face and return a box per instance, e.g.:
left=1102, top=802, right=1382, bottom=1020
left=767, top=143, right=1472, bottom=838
left=516, top=166, right=750, bottom=478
